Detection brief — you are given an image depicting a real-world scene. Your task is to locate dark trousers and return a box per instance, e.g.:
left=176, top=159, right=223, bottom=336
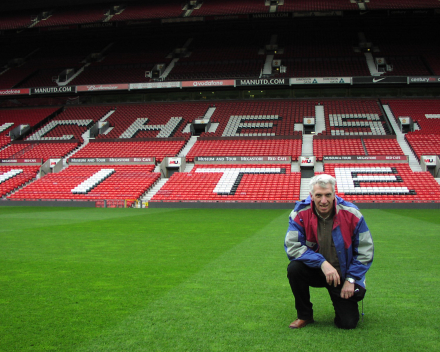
left=287, top=261, right=360, bottom=329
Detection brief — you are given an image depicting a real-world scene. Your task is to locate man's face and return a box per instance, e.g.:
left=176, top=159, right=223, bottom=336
left=311, top=183, right=335, bottom=217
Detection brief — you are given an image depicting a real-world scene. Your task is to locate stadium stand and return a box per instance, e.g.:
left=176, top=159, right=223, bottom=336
left=279, top=0, right=358, bottom=11
left=0, top=97, right=76, bottom=109
left=0, top=142, right=78, bottom=162
left=365, top=0, right=440, bottom=9
left=165, top=31, right=265, bottom=81
left=190, top=0, right=268, bottom=16
left=323, top=163, right=440, bottom=203
left=1, top=0, right=440, bottom=207
left=275, top=26, right=370, bottom=78
left=69, top=36, right=175, bottom=85
left=383, top=99, right=440, bottom=134
left=70, top=140, right=186, bottom=163
left=279, top=57, right=370, bottom=78
left=26, top=106, right=110, bottom=143
left=382, top=99, right=440, bottom=160
left=0, top=107, right=60, bottom=141
left=0, top=37, right=104, bottom=89
left=185, top=138, right=302, bottom=162
left=108, top=0, right=184, bottom=21
left=0, top=10, right=34, bottom=30
left=8, top=164, right=160, bottom=207
left=363, top=138, right=404, bottom=155
left=92, top=102, right=210, bottom=139
left=33, top=4, right=110, bottom=27
left=0, top=165, right=40, bottom=197
left=314, top=138, right=366, bottom=161
left=199, top=100, right=310, bottom=137
left=376, top=56, right=431, bottom=77
left=0, top=135, right=11, bottom=149
left=91, top=100, right=307, bottom=140
left=318, top=99, right=387, bottom=136
left=404, top=134, right=440, bottom=162
left=151, top=164, right=301, bottom=202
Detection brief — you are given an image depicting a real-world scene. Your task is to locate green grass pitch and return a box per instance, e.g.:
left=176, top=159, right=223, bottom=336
left=1, top=206, right=439, bottom=352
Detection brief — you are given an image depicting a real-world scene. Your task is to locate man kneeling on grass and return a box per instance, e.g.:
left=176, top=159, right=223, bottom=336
left=284, top=174, right=374, bottom=329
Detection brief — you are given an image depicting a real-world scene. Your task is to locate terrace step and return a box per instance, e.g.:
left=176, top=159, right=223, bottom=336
left=184, top=163, right=195, bottom=172
left=300, top=177, right=311, bottom=200
left=141, top=178, right=168, bottom=202
left=302, top=135, right=314, bottom=157
left=382, top=105, right=422, bottom=172
left=178, top=136, right=198, bottom=157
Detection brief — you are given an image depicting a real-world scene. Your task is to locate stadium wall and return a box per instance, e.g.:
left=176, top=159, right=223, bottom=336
left=147, top=201, right=440, bottom=210
left=0, top=200, right=96, bottom=207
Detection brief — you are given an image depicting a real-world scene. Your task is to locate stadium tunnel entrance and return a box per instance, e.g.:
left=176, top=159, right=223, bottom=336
left=160, top=157, right=186, bottom=178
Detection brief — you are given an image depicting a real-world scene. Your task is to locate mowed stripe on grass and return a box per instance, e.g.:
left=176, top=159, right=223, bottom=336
left=0, top=207, right=284, bottom=351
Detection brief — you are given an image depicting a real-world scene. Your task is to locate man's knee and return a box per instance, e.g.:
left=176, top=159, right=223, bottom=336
left=334, top=315, right=359, bottom=330
left=287, top=260, right=305, bottom=279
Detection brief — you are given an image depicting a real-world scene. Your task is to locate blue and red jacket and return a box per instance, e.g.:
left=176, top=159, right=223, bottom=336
left=284, top=195, right=374, bottom=288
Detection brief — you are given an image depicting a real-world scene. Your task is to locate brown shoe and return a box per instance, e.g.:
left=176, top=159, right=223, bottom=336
left=289, top=318, right=314, bottom=329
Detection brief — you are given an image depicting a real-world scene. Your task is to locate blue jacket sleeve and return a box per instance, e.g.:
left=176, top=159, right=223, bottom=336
left=346, top=215, right=374, bottom=282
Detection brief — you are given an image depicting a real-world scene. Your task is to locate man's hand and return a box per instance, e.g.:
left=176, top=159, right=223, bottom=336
left=340, top=280, right=355, bottom=299
left=321, top=261, right=340, bottom=287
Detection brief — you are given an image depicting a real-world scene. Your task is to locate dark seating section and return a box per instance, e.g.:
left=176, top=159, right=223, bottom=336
left=357, top=24, right=439, bottom=77
left=108, top=1, right=185, bottom=22
left=191, top=0, right=267, bottom=16
left=1, top=10, right=440, bottom=86
left=166, top=31, right=264, bottom=81
left=376, top=56, right=431, bottom=77
left=33, top=4, right=109, bottom=27
left=0, top=97, right=75, bottom=109
left=0, top=38, right=106, bottom=89
left=2, top=0, right=440, bottom=32
left=323, top=163, right=440, bottom=203
left=275, top=27, right=369, bottom=78
left=279, top=56, right=370, bottom=78
left=152, top=164, right=301, bottom=202
left=366, top=0, right=440, bottom=9
left=0, top=10, right=34, bottom=30
left=279, top=0, right=358, bottom=11
left=70, top=36, right=175, bottom=85
left=425, top=53, right=440, bottom=76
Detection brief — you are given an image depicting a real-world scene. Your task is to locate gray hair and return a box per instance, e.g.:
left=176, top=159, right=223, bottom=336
left=309, top=174, right=336, bottom=195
